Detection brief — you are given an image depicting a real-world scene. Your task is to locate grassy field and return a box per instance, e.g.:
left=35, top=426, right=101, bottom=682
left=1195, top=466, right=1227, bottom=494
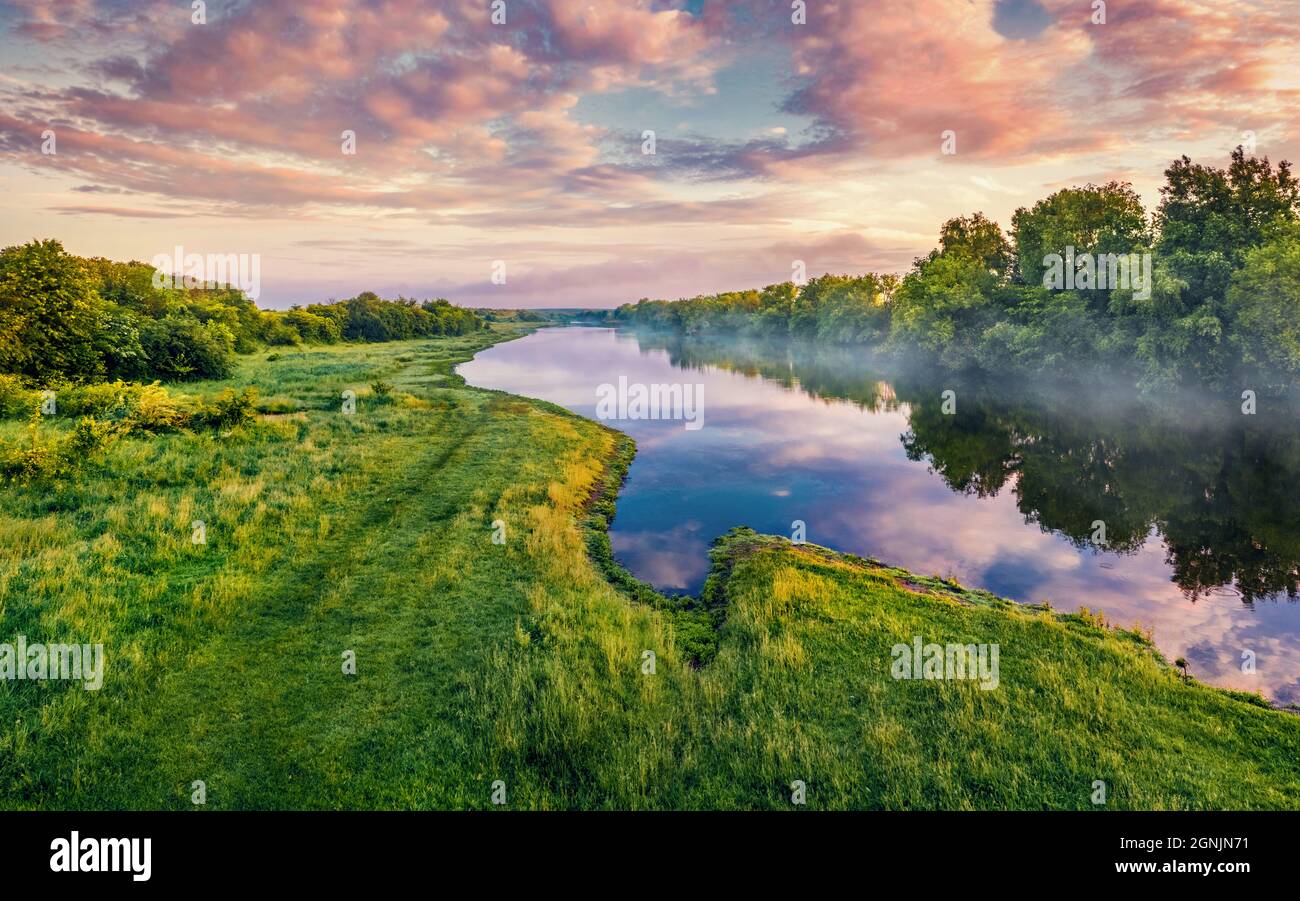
left=2, top=330, right=1298, bottom=809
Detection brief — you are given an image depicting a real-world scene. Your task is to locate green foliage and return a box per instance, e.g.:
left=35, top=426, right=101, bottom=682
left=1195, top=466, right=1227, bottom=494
left=66, top=415, right=118, bottom=458
left=40, top=380, right=190, bottom=434
left=616, top=275, right=892, bottom=344
left=0, top=415, right=119, bottom=484
left=0, top=373, right=37, bottom=417
left=0, top=239, right=103, bottom=381
left=0, top=241, right=487, bottom=388
left=1227, top=221, right=1300, bottom=380
left=259, top=312, right=301, bottom=347
left=194, top=387, right=259, bottom=431
left=889, top=247, right=1013, bottom=368
left=616, top=149, right=1300, bottom=392
left=124, top=384, right=193, bottom=433
left=1158, top=147, right=1299, bottom=270
left=1012, top=183, right=1150, bottom=288
left=281, top=308, right=341, bottom=343
left=137, top=315, right=236, bottom=380
left=477, top=307, right=554, bottom=323
left=0, top=379, right=257, bottom=483
left=1129, top=148, right=1300, bottom=388
left=301, top=293, right=484, bottom=344
left=927, top=211, right=1015, bottom=277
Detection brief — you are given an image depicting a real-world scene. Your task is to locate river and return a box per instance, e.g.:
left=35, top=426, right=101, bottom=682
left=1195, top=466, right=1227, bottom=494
left=458, top=325, right=1300, bottom=703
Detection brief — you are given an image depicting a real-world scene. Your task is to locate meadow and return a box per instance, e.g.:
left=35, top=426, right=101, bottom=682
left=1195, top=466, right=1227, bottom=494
left=2, top=330, right=1298, bottom=809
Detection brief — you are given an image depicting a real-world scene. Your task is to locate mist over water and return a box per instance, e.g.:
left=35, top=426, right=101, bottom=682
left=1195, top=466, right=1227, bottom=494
left=459, top=326, right=1300, bottom=704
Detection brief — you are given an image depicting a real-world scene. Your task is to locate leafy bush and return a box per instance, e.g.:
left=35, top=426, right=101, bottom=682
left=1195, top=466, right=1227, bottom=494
left=0, top=373, right=37, bottom=418
left=260, top=312, right=301, bottom=347
left=0, top=438, right=67, bottom=482
left=194, top=387, right=258, bottom=430
left=138, top=316, right=235, bottom=381
left=0, top=416, right=119, bottom=483
left=281, top=309, right=341, bottom=344
left=36, top=380, right=189, bottom=432
left=125, top=383, right=192, bottom=433
left=66, top=416, right=118, bottom=457
left=60, top=380, right=143, bottom=417
left=0, top=239, right=103, bottom=381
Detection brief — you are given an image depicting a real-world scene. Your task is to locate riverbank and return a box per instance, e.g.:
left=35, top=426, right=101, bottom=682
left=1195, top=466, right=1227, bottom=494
left=2, top=330, right=1298, bottom=809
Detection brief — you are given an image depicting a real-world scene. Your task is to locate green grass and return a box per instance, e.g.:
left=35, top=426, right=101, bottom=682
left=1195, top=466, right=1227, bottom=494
left=2, top=330, right=1298, bottom=809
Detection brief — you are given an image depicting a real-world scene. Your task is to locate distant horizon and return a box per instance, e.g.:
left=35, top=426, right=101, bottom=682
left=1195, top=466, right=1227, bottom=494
left=3, top=0, right=1297, bottom=308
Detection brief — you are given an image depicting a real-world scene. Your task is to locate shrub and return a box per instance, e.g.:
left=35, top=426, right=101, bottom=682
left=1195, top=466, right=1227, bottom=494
left=66, top=416, right=118, bottom=457
left=56, top=380, right=191, bottom=431
left=0, top=373, right=37, bottom=418
left=60, top=380, right=141, bottom=417
left=195, top=387, right=258, bottom=430
left=281, top=309, right=341, bottom=344
left=138, top=316, right=235, bottom=381
left=260, top=313, right=301, bottom=347
left=0, top=415, right=119, bottom=483
left=0, top=432, right=67, bottom=482
left=126, top=383, right=192, bottom=433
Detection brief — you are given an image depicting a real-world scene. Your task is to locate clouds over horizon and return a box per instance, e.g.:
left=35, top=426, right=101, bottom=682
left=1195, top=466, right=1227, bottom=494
left=1, top=0, right=1296, bottom=307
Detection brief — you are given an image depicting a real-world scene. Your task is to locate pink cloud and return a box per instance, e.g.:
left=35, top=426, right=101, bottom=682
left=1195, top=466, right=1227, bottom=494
left=1, top=0, right=1295, bottom=307
left=751, top=0, right=1298, bottom=165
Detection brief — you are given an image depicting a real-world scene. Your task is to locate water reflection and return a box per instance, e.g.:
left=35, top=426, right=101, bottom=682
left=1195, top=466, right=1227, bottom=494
left=458, top=327, right=1300, bottom=703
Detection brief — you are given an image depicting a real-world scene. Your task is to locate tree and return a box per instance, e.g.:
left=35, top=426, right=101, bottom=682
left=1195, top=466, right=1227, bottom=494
left=0, top=239, right=104, bottom=381
left=925, top=212, right=1014, bottom=278
left=1157, top=147, right=1298, bottom=269
left=283, top=308, right=342, bottom=343
left=1227, top=221, right=1300, bottom=386
left=1138, top=148, right=1300, bottom=388
left=138, top=316, right=235, bottom=380
left=1011, top=182, right=1150, bottom=291
left=889, top=215, right=1014, bottom=369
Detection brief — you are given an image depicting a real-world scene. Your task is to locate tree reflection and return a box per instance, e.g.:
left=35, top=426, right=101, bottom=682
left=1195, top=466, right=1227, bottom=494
left=634, top=331, right=1300, bottom=605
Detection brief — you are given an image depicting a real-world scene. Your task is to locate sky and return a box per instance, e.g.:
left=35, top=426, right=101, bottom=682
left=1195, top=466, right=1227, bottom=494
left=1, top=0, right=1297, bottom=309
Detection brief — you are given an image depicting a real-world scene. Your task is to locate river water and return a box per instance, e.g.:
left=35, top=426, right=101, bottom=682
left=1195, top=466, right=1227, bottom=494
left=458, top=326, right=1300, bottom=703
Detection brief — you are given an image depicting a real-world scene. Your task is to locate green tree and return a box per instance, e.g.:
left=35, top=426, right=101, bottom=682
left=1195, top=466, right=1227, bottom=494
left=889, top=215, right=1014, bottom=368
left=1227, top=221, right=1300, bottom=385
left=1157, top=147, right=1298, bottom=270
left=1011, top=182, right=1150, bottom=290
left=0, top=239, right=104, bottom=381
left=925, top=212, right=1014, bottom=277
left=1138, top=148, right=1300, bottom=387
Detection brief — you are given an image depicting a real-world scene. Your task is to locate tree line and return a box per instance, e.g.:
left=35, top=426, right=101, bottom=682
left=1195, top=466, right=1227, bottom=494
left=0, top=240, right=486, bottom=383
left=615, top=149, right=1300, bottom=392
